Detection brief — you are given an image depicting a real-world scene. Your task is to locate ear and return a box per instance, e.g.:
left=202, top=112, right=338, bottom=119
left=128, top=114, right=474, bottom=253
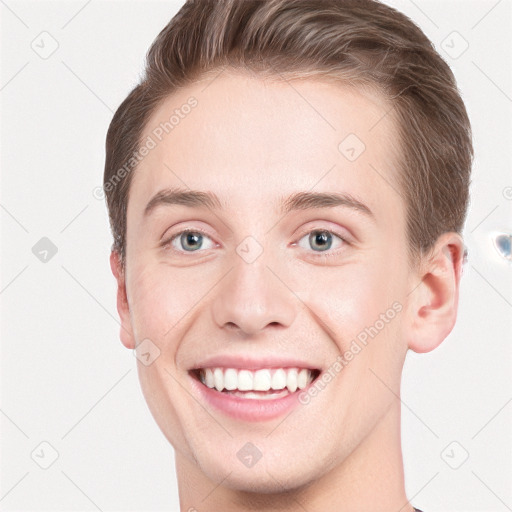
left=405, top=232, right=465, bottom=353
left=110, top=250, right=136, bottom=350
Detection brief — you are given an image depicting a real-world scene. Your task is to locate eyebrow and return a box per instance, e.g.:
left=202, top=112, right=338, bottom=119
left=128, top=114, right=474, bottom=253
left=144, top=187, right=374, bottom=218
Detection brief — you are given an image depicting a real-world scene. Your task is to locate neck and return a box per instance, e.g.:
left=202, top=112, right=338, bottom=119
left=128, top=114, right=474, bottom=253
left=175, top=400, right=415, bottom=512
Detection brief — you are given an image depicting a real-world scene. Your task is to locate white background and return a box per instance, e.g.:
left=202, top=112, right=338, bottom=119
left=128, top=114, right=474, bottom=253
left=1, top=0, right=511, bottom=510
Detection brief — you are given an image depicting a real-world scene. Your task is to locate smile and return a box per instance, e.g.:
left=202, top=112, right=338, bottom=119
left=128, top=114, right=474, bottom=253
left=188, top=366, right=322, bottom=421
left=197, top=367, right=318, bottom=396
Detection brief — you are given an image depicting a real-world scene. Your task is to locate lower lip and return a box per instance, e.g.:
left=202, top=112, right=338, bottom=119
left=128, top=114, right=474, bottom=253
left=188, top=372, right=318, bottom=422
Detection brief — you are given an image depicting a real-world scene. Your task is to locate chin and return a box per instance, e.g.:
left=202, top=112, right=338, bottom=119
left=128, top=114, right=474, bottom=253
left=197, top=449, right=321, bottom=496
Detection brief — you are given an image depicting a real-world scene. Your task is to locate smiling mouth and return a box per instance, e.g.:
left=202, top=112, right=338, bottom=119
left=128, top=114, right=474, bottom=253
left=190, top=367, right=321, bottom=399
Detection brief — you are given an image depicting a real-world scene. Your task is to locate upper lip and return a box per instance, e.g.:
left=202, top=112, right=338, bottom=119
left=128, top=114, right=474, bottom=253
left=189, top=354, right=323, bottom=371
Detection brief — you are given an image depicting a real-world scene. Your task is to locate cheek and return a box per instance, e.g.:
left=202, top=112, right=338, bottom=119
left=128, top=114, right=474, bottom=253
left=301, top=255, right=408, bottom=406
left=302, top=261, right=400, bottom=346
left=126, top=262, right=208, bottom=342
left=126, top=263, right=209, bottom=455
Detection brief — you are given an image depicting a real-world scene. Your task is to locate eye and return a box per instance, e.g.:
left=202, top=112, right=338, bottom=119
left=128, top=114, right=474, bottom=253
left=164, top=229, right=216, bottom=253
left=161, top=227, right=349, bottom=258
left=296, top=229, right=348, bottom=257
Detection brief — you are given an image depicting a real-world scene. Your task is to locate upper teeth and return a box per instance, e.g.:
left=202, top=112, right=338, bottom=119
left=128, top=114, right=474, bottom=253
left=199, top=367, right=315, bottom=393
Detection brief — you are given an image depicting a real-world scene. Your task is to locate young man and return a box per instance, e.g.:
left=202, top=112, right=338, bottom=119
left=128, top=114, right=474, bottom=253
left=104, top=1, right=472, bottom=510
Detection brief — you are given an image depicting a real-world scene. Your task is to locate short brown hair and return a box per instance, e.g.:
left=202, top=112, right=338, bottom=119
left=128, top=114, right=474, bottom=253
left=104, top=0, right=473, bottom=268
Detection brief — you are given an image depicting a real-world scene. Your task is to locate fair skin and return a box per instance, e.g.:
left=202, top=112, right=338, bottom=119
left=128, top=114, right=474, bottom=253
left=110, top=70, right=464, bottom=512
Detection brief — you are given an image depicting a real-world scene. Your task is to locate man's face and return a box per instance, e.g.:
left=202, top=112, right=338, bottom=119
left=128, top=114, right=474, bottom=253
left=120, top=70, right=417, bottom=491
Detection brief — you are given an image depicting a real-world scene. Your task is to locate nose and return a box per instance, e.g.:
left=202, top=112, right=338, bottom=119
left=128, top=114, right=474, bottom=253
left=211, top=251, right=298, bottom=336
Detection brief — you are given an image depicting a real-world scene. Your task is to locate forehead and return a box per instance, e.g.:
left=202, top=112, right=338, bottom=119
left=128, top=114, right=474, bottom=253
left=130, top=70, right=403, bottom=222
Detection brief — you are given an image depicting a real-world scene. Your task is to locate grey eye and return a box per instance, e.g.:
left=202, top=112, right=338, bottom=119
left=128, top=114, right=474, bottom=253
left=172, top=231, right=215, bottom=252
left=297, top=230, right=344, bottom=252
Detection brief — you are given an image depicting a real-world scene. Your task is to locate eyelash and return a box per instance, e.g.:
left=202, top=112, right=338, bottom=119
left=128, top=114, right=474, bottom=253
left=161, top=227, right=350, bottom=260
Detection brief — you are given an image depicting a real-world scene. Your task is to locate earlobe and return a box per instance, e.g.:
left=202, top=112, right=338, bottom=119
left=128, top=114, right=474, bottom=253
left=110, top=251, right=136, bottom=350
left=406, top=233, right=465, bottom=354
